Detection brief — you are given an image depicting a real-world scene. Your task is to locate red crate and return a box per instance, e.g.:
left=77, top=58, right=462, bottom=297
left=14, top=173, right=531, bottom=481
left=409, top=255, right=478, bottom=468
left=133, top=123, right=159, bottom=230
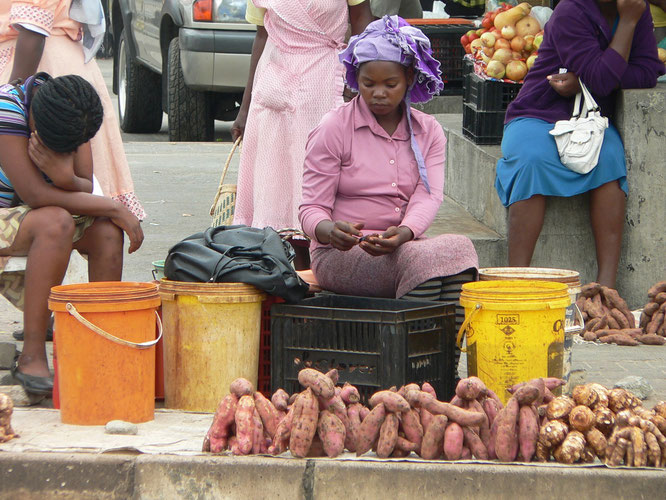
left=258, top=295, right=284, bottom=396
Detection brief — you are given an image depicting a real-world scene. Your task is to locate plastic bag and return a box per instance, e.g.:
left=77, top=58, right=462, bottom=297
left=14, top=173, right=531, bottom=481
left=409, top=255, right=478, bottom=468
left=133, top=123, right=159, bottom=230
left=530, top=7, right=554, bottom=29
left=423, top=1, right=450, bottom=19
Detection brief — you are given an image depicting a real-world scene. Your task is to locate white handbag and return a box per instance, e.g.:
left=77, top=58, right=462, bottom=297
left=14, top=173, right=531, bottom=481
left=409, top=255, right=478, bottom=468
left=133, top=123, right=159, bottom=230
left=549, top=79, right=609, bottom=175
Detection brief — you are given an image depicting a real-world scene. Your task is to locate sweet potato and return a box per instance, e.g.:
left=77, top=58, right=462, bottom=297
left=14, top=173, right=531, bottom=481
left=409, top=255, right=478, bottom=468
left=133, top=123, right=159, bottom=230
left=346, top=403, right=363, bottom=448
left=647, top=281, right=666, bottom=300
left=584, top=296, right=605, bottom=319
left=599, top=334, right=639, bottom=346
left=420, top=414, right=448, bottom=459
left=455, top=377, right=486, bottom=401
left=254, top=392, right=280, bottom=439
left=356, top=403, right=387, bottom=456
left=482, top=397, right=501, bottom=427
left=400, top=409, right=424, bottom=450
left=325, top=368, right=339, bottom=385
left=580, top=282, right=602, bottom=298
left=584, top=317, right=601, bottom=333
left=298, top=368, right=335, bottom=399
left=601, top=287, right=635, bottom=328
left=288, top=393, right=299, bottom=406
left=269, top=404, right=295, bottom=455
left=485, top=388, right=504, bottom=406
left=317, top=410, right=346, bottom=458
left=319, top=393, right=345, bottom=412
left=391, top=447, right=411, bottom=458
left=610, top=308, right=630, bottom=330
left=443, top=422, right=464, bottom=460
left=638, top=334, right=666, bottom=345
left=514, top=379, right=544, bottom=406
left=369, top=390, right=410, bottom=413
left=230, top=378, right=255, bottom=398
left=518, top=405, right=539, bottom=462
left=359, top=405, right=370, bottom=421
left=419, top=407, right=434, bottom=433
left=290, top=388, right=320, bottom=458
left=233, top=395, right=256, bottom=455
left=583, top=331, right=598, bottom=342
left=340, top=382, right=360, bottom=405
left=493, top=397, right=520, bottom=462
left=327, top=402, right=355, bottom=452
left=376, top=413, right=400, bottom=458
left=205, top=393, right=238, bottom=453
left=646, top=311, right=664, bottom=335
left=406, top=390, right=485, bottom=427
left=251, top=409, right=265, bottom=455
left=466, top=399, right=490, bottom=447
left=399, top=383, right=421, bottom=398
left=307, top=435, right=326, bottom=457
left=395, top=435, right=419, bottom=453
left=421, top=382, right=438, bottom=399
left=271, top=388, right=290, bottom=411
left=643, top=301, right=660, bottom=317
left=463, top=426, right=489, bottom=460
left=461, top=445, right=472, bottom=460
left=449, top=395, right=464, bottom=407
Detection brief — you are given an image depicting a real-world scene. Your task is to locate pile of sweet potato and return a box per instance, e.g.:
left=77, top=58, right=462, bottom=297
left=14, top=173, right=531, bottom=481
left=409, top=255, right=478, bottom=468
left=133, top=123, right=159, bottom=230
left=638, top=281, right=666, bottom=340
left=577, top=283, right=662, bottom=346
left=535, top=383, right=666, bottom=467
left=0, top=392, right=17, bottom=443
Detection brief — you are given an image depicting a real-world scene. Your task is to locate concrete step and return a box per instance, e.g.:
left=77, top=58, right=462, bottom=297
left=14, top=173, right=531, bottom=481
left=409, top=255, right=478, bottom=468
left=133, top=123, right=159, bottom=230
left=426, top=195, right=506, bottom=269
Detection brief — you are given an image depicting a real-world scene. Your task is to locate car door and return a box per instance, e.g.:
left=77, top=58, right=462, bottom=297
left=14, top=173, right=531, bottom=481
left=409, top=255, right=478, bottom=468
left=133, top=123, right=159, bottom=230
left=140, top=0, right=164, bottom=72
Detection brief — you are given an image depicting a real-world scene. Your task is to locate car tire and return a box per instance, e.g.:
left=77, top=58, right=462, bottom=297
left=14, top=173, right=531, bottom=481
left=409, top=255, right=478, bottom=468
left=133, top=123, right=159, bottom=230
left=117, top=28, right=163, bottom=133
left=167, top=37, right=214, bottom=142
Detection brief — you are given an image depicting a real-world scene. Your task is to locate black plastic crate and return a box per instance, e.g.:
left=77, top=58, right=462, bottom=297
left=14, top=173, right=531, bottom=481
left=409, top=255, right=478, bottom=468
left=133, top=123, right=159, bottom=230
left=463, top=72, right=522, bottom=112
left=462, top=102, right=506, bottom=145
left=411, top=24, right=471, bottom=96
left=270, top=295, right=457, bottom=402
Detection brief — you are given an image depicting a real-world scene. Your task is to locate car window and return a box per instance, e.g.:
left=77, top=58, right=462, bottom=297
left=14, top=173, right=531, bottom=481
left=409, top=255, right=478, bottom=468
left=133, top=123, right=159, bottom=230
left=217, top=0, right=247, bottom=21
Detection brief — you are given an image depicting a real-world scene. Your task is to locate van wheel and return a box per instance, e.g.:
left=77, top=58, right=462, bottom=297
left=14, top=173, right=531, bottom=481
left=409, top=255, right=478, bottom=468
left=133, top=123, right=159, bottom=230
left=117, top=28, right=163, bottom=133
left=167, top=37, right=214, bottom=142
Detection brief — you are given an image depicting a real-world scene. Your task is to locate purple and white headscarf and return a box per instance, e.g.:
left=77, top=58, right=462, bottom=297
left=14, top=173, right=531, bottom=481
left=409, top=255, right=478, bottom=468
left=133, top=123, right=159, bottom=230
left=339, top=16, right=444, bottom=193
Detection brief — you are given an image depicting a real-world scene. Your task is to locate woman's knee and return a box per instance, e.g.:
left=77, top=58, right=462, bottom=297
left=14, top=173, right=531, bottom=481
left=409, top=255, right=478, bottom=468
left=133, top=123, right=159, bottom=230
left=85, top=218, right=124, bottom=249
left=33, top=207, right=76, bottom=242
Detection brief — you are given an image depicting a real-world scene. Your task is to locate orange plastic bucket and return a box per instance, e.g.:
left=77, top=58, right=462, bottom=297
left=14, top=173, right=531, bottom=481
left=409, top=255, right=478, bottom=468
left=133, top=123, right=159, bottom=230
left=48, top=282, right=161, bottom=425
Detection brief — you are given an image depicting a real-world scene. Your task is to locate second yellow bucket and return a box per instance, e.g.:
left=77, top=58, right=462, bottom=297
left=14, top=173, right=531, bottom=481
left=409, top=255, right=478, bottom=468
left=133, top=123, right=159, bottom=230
left=158, top=280, right=265, bottom=412
left=459, top=280, right=570, bottom=405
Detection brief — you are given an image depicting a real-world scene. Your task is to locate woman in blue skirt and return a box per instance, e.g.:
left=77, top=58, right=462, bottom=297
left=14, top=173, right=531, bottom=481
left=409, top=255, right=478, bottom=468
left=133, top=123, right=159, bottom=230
left=495, top=0, right=664, bottom=287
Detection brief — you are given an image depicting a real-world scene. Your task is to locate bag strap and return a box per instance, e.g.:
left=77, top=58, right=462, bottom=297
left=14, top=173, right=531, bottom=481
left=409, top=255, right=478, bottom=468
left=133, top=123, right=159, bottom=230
left=209, top=136, right=242, bottom=216
left=579, top=80, right=600, bottom=113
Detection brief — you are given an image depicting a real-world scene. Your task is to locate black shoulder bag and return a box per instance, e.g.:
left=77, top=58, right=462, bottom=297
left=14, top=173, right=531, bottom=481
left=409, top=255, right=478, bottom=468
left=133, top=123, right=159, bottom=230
left=164, top=225, right=309, bottom=303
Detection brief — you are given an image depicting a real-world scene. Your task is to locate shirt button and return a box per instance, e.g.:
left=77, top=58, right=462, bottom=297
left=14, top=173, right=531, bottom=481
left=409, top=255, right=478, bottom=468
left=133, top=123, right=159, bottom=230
left=394, top=207, right=400, bottom=212
left=391, top=182, right=397, bottom=187
left=389, top=159, right=395, bottom=165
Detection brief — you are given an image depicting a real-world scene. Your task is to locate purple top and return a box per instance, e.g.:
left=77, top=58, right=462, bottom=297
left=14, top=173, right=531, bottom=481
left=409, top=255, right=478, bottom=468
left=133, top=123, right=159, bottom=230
left=505, top=0, right=665, bottom=124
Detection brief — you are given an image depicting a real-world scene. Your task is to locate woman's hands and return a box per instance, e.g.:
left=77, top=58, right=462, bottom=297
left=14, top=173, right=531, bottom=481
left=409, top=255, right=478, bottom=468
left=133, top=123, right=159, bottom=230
left=359, top=226, right=413, bottom=256
left=28, top=132, right=75, bottom=186
left=110, top=204, right=144, bottom=253
left=231, top=108, right=248, bottom=142
left=547, top=72, right=581, bottom=97
left=618, top=0, right=646, bottom=24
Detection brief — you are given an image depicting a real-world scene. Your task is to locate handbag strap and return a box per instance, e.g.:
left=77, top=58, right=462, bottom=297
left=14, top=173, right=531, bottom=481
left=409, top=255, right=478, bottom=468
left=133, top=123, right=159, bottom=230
left=572, top=79, right=601, bottom=119
left=209, top=136, right=242, bottom=216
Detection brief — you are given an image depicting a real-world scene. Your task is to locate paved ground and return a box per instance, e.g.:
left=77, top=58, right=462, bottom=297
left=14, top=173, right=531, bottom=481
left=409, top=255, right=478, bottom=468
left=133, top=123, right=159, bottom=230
left=1, top=57, right=665, bottom=408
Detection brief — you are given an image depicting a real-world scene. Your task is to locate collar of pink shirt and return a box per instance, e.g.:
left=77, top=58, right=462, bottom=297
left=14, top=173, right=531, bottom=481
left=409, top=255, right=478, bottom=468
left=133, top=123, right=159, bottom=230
left=352, top=95, right=427, bottom=141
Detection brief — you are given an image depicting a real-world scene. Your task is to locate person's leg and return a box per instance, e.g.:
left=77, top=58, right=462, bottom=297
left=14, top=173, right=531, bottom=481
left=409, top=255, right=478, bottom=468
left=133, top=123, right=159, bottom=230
left=401, top=277, right=443, bottom=301
left=73, top=217, right=124, bottom=281
left=399, top=0, right=423, bottom=18
left=3, top=208, right=75, bottom=378
left=507, top=194, right=546, bottom=267
left=589, top=180, right=625, bottom=288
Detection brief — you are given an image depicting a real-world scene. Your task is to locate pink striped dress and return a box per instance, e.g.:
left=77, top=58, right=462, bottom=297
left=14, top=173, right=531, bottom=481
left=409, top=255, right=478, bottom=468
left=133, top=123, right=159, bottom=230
left=233, top=0, right=351, bottom=232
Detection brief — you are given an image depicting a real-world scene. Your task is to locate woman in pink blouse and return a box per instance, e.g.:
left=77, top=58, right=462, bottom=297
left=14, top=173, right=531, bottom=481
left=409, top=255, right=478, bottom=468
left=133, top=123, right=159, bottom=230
left=299, top=16, right=478, bottom=323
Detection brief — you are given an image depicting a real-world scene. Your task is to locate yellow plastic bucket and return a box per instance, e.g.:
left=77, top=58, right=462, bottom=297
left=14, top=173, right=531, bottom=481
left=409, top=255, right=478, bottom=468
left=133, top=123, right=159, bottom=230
left=158, top=280, right=265, bottom=412
left=458, top=280, right=571, bottom=404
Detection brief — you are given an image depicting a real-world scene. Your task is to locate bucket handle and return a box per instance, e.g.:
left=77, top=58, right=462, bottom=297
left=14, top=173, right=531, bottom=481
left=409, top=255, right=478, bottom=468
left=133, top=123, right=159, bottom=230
left=564, top=302, right=585, bottom=334
left=65, top=302, right=163, bottom=349
left=456, top=303, right=482, bottom=353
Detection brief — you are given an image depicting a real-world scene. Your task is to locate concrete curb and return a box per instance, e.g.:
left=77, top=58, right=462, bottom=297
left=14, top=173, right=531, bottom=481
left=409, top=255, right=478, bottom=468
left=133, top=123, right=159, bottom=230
left=2, top=452, right=665, bottom=499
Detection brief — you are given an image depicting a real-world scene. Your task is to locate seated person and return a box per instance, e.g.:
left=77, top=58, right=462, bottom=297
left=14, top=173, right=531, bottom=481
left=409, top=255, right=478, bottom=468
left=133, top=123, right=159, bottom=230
left=495, top=0, right=664, bottom=288
left=0, top=73, right=144, bottom=395
left=370, top=0, right=423, bottom=18
left=299, top=16, right=479, bottom=327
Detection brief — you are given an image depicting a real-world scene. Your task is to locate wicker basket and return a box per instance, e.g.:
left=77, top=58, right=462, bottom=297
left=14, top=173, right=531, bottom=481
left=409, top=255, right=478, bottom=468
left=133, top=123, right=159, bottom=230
left=210, top=137, right=241, bottom=227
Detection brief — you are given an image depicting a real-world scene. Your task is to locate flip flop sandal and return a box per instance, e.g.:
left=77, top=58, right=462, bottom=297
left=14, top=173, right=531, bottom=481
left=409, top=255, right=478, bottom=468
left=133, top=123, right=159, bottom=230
left=10, top=353, right=53, bottom=396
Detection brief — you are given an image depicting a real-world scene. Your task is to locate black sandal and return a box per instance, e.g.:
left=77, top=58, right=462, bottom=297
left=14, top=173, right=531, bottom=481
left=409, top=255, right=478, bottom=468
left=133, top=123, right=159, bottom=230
left=10, top=353, right=53, bottom=396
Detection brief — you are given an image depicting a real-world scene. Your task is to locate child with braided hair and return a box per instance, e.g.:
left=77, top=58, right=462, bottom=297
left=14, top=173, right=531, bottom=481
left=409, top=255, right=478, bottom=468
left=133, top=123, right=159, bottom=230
left=0, top=72, right=144, bottom=395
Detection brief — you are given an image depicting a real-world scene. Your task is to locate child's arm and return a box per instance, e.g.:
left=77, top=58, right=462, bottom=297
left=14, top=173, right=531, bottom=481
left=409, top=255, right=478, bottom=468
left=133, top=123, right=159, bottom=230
left=27, top=132, right=93, bottom=193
